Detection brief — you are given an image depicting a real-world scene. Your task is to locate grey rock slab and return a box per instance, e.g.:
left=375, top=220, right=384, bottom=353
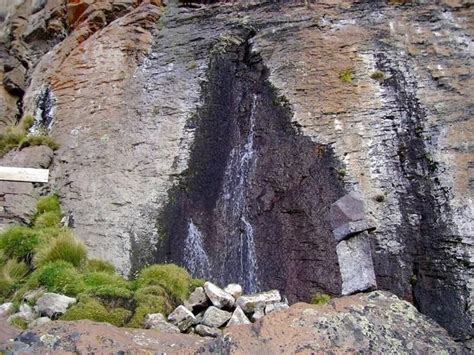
left=0, top=302, right=14, bottom=317
left=144, top=313, right=180, bottom=333
left=184, top=287, right=209, bottom=311
left=265, top=302, right=289, bottom=315
left=251, top=307, right=265, bottom=322
left=329, top=192, right=366, bottom=230
left=35, top=293, right=76, bottom=318
left=167, top=305, right=196, bottom=332
left=236, top=290, right=281, bottom=313
left=203, top=282, right=235, bottom=309
left=201, top=306, right=232, bottom=328
left=227, top=306, right=251, bottom=327
left=337, top=232, right=377, bottom=295
left=28, top=317, right=51, bottom=329
left=195, top=324, right=221, bottom=338
left=223, top=284, right=242, bottom=299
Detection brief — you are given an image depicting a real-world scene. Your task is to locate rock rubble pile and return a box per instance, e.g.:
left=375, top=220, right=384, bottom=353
left=146, top=281, right=288, bottom=337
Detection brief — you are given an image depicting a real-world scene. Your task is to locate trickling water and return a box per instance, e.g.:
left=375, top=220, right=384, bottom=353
left=218, top=94, right=260, bottom=292
left=183, top=220, right=210, bottom=279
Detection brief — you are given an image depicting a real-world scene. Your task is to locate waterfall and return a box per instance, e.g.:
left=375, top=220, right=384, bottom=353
left=183, top=220, right=210, bottom=279
left=219, top=94, right=260, bottom=292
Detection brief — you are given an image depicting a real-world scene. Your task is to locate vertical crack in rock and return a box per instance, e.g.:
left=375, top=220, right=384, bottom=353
left=156, top=29, right=345, bottom=300
left=373, top=50, right=471, bottom=340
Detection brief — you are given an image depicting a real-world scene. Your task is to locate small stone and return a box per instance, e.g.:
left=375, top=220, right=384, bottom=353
left=0, top=302, right=14, bottom=317
left=195, top=324, right=221, bottom=338
left=224, top=284, right=243, bottom=299
left=144, top=313, right=180, bottom=333
left=251, top=307, right=265, bottom=322
left=227, top=306, right=251, bottom=327
left=337, top=232, right=377, bottom=295
left=265, top=302, right=289, bottom=315
left=184, top=287, right=209, bottom=311
left=201, top=306, right=232, bottom=328
left=236, top=290, right=281, bottom=313
left=203, top=282, right=235, bottom=309
left=167, top=305, right=196, bottom=332
left=39, top=334, right=60, bottom=348
left=28, top=317, right=52, bottom=329
left=35, top=293, right=77, bottom=319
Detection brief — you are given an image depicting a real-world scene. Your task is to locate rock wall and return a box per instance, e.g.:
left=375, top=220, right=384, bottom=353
left=0, top=0, right=472, bottom=342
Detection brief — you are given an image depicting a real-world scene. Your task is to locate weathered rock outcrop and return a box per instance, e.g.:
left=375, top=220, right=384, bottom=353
left=0, top=292, right=466, bottom=353
left=0, top=0, right=472, bottom=343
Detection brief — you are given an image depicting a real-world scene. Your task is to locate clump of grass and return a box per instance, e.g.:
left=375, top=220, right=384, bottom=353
left=61, top=296, right=131, bottom=327
left=36, top=260, right=85, bottom=296
left=83, top=259, right=115, bottom=274
left=339, top=68, right=353, bottom=84
left=34, top=211, right=61, bottom=228
left=135, top=264, right=192, bottom=303
left=190, top=278, right=205, bottom=291
left=0, top=115, right=58, bottom=157
left=9, top=316, right=28, bottom=330
left=0, top=226, right=39, bottom=262
left=1, top=259, right=29, bottom=282
left=310, top=292, right=331, bottom=305
left=370, top=71, right=386, bottom=82
left=127, top=285, right=173, bottom=328
left=34, top=232, right=87, bottom=268
left=36, top=195, right=60, bottom=215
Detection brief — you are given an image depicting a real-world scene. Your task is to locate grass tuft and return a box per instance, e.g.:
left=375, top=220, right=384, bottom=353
left=34, top=233, right=87, bottom=268
left=310, top=292, right=331, bottom=305
left=339, top=68, right=353, bottom=84
left=0, top=227, right=39, bottom=262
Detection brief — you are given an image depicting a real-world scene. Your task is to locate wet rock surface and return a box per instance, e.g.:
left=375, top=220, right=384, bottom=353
left=0, top=292, right=466, bottom=354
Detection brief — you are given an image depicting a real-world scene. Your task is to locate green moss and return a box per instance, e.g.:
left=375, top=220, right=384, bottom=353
left=135, top=264, right=191, bottom=303
left=83, top=259, right=115, bottom=274
left=9, top=317, right=28, bottom=330
left=82, top=272, right=133, bottom=300
left=339, top=68, right=353, bottom=84
left=128, top=286, right=173, bottom=328
left=370, top=71, right=385, bottom=82
left=37, top=261, right=85, bottom=296
left=36, top=195, right=61, bottom=215
left=61, top=296, right=131, bottom=327
left=0, top=226, right=39, bottom=261
left=310, top=292, right=331, bottom=305
left=190, top=278, right=205, bottom=291
left=34, top=233, right=87, bottom=268
left=34, top=211, right=61, bottom=228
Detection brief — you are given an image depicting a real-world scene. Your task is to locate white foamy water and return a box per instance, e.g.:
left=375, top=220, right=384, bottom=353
left=184, top=219, right=210, bottom=279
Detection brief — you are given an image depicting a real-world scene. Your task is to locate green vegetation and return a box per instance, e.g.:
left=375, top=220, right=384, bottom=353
left=9, top=316, right=28, bottom=330
left=370, top=71, right=386, bottom=82
left=0, top=194, right=202, bottom=327
left=0, top=114, right=58, bottom=157
left=339, top=68, right=353, bottom=84
left=310, top=292, right=331, bottom=305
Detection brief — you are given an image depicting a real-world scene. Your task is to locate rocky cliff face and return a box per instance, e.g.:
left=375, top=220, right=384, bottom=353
left=0, top=0, right=472, bottom=343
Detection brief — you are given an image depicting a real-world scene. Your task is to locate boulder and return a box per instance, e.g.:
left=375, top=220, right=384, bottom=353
left=203, top=282, right=235, bottom=309
left=184, top=287, right=209, bottom=311
left=329, top=192, right=375, bottom=242
left=201, top=306, right=232, bottom=328
left=167, top=305, right=196, bottom=332
left=35, top=293, right=77, bottom=318
left=236, top=290, right=281, bottom=313
left=144, top=313, right=180, bottom=333
left=337, top=232, right=377, bottom=295
left=0, top=302, right=14, bottom=317
left=28, top=317, right=51, bottom=329
left=251, top=307, right=265, bottom=322
left=226, top=306, right=251, bottom=327
left=8, top=304, right=36, bottom=323
left=223, top=284, right=242, bottom=299
left=195, top=324, right=221, bottom=338
left=265, top=302, right=289, bottom=315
